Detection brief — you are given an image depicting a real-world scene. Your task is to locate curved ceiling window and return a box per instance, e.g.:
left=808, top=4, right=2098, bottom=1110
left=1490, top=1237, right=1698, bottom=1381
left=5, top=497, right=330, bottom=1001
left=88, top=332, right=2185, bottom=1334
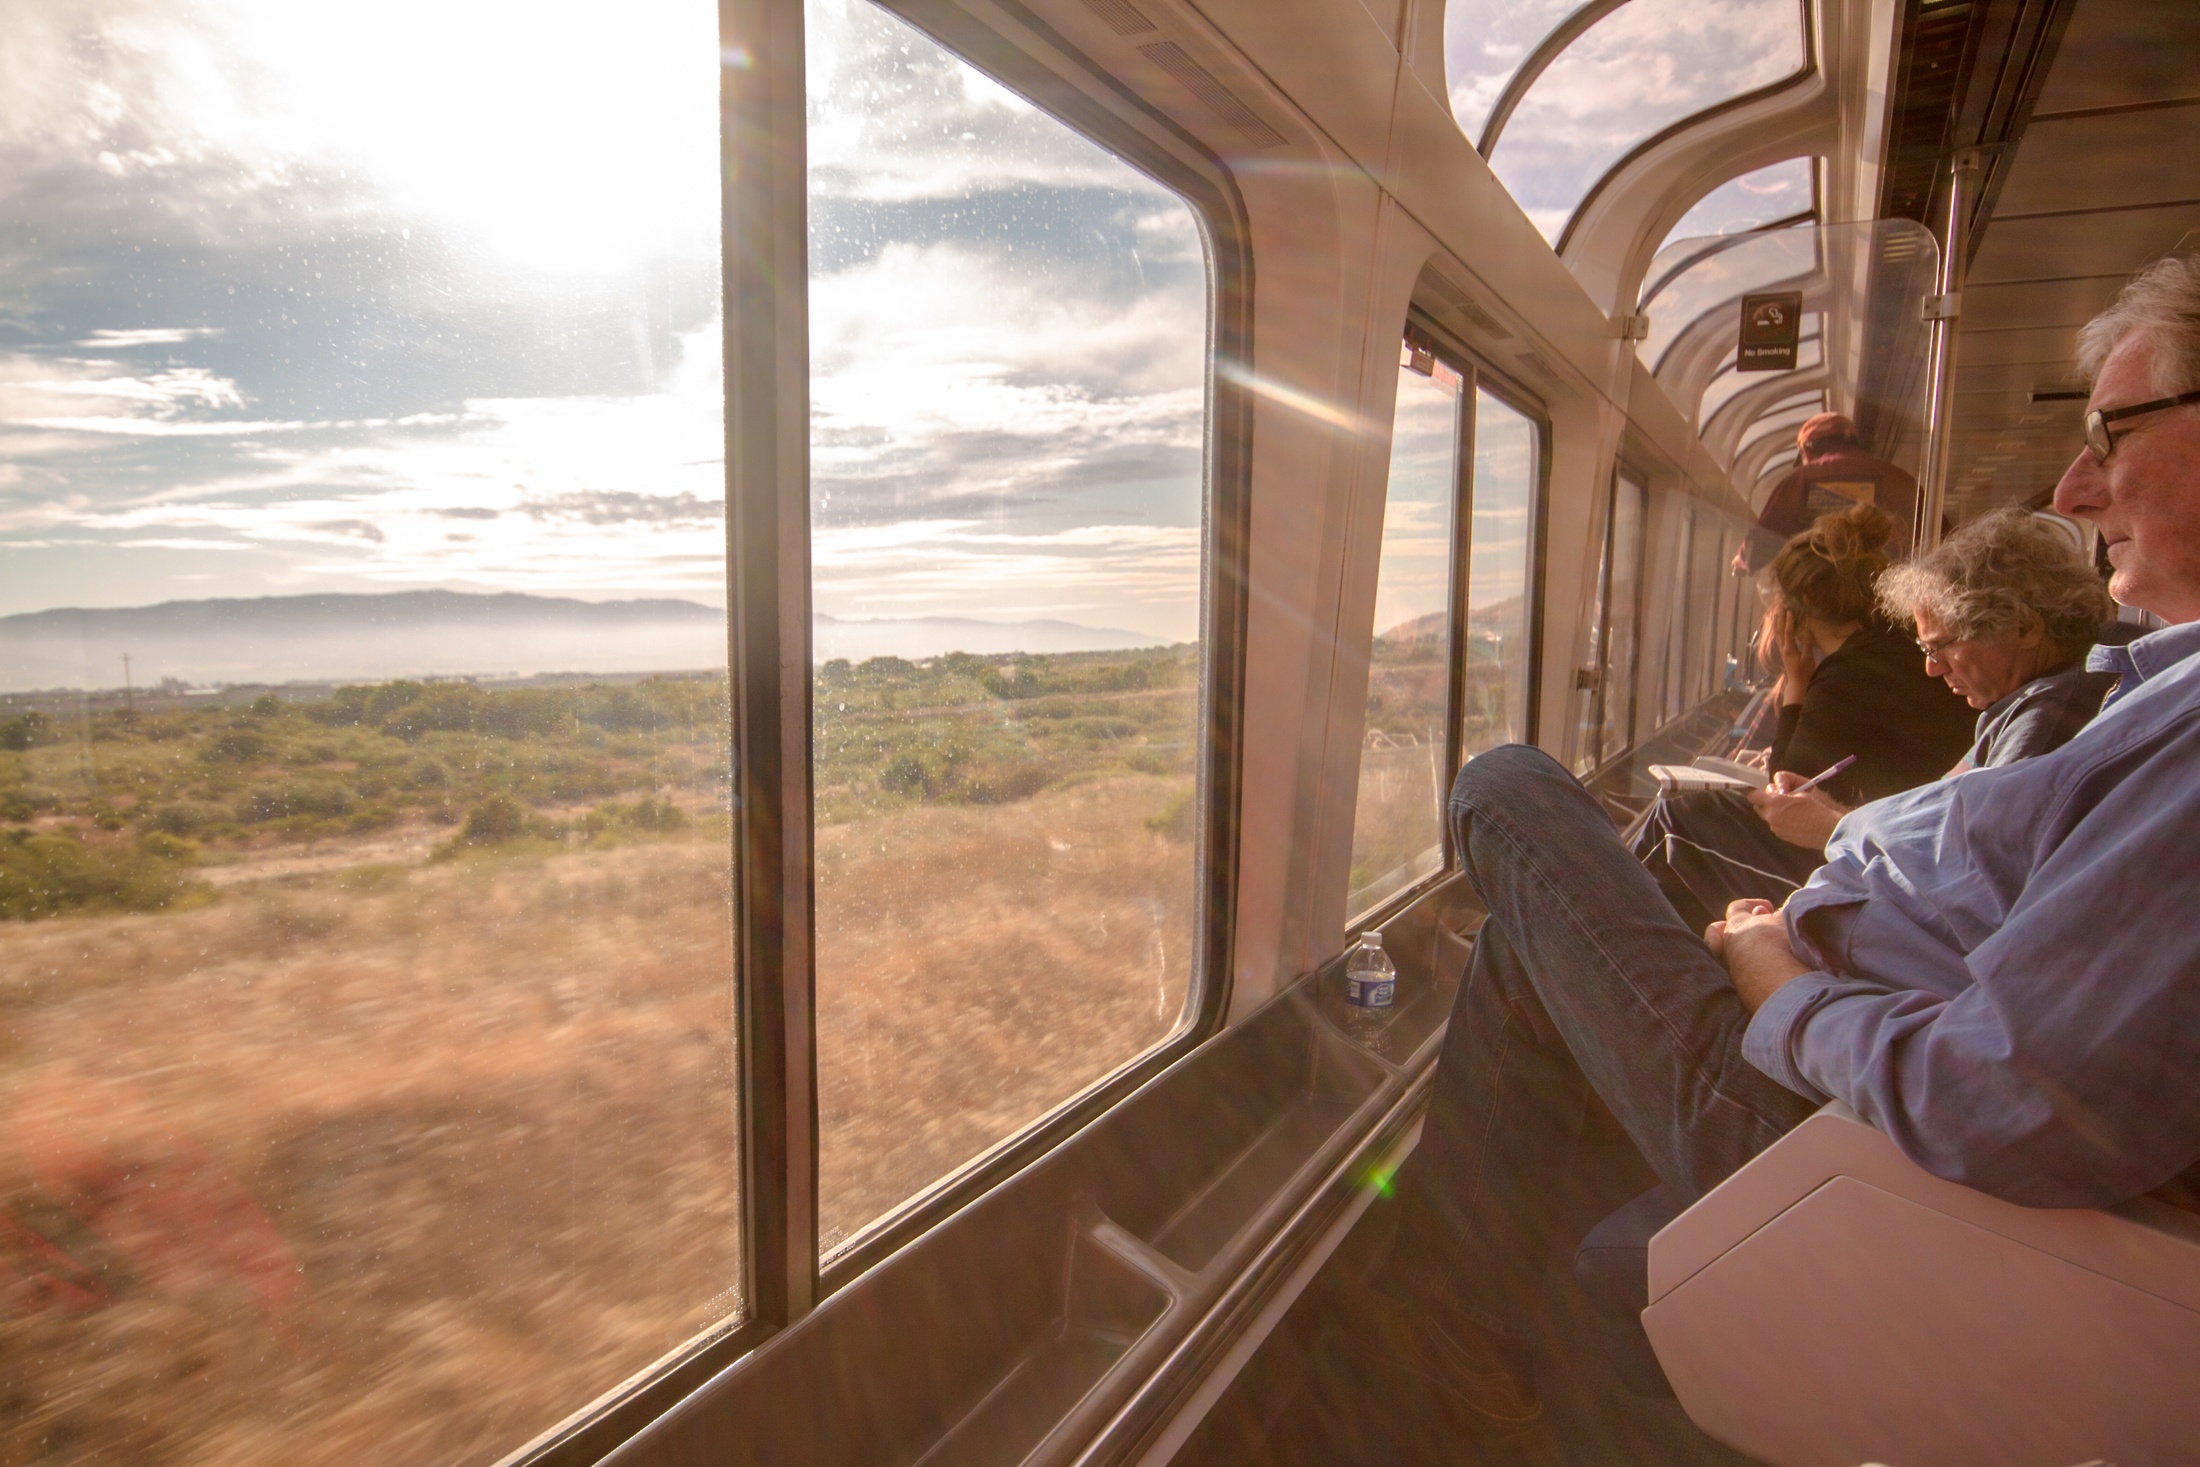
left=1444, top=0, right=1583, bottom=143
left=1655, top=156, right=1817, bottom=261
left=1478, top=0, right=1810, bottom=243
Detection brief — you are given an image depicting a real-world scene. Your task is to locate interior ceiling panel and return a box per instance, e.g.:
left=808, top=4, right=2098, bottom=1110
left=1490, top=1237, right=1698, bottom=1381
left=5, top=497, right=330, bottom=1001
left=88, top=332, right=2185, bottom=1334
left=1966, top=205, right=2200, bottom=284
left=1931, top=0, right=2200, bottom=510
left=1993, top=111, right=2200, bottom=217
left=1958, top=275, right=2126, bottom=331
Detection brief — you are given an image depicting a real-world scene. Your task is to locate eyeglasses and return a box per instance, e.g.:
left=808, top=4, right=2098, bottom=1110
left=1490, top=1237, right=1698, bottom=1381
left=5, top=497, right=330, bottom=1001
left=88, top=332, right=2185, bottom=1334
left=2083, top=388, right=2200, bottom=463
left=1916, top=632, right=1963, bottom=662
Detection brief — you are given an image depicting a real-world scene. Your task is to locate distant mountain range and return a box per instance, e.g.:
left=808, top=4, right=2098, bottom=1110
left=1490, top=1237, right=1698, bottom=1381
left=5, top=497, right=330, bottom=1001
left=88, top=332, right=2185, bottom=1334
left=0, top=590, right=1167, bottom=692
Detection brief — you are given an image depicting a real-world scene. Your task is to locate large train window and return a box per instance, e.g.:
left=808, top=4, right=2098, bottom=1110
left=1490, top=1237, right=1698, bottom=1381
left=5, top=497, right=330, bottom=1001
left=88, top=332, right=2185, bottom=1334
left=1346, top=336, right=1541, bottom=921
left=1347, top=342, right=1464, bottom=918
left=0, top=2, right=739, bottom=1462
left=805, top=0, right=1212, bottom=1253
left=1460, top=0, right=1811, bottom=243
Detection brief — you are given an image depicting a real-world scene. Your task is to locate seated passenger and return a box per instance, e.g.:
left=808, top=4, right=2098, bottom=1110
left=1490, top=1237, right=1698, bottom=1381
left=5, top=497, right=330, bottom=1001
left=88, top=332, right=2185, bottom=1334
left=1878, top=506, right=2121, bottom=768
left=1757, top=503, right=1977, bottom=805
left=1736, top=412, right=1928, bottom=573
left=1368, top=256, right=2200, bottom=1427
left=1641, top=507, right=2119, bottom=928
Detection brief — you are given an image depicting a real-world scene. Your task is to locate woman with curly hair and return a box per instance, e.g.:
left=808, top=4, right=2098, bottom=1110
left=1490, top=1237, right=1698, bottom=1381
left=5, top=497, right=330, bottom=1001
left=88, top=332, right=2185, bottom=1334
left=1635, top=503, right=1977, bottom=933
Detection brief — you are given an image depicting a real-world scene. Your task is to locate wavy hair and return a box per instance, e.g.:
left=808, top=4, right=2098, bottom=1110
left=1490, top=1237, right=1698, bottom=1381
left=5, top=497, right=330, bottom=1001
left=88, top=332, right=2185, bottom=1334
left=1877, top=507, right=2113, bottom=665
left=1767, top=502, right=1896, bottom=628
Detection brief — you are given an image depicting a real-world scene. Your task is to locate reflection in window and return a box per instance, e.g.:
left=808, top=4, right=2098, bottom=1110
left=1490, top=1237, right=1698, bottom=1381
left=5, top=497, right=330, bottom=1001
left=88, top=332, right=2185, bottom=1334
left=1443, top=0, right=1582, bottom=143
left=1599, top=472, right=1649, bottom=762
left=1467, top=391, right=1540, bottom=754
left=1699, top=323, right=1821, bottom=427
left=1662, top=499, right=1697, bottom=723
left=0, top=2, right=737, bottom=1461
left=806, top=0, right=1208, bottom=1253
left=1656, top=157, right=1816, bottom=260
left=1349, top=351, right=1463, bottom=919
left=1488, top=0, right=1808, bottom=242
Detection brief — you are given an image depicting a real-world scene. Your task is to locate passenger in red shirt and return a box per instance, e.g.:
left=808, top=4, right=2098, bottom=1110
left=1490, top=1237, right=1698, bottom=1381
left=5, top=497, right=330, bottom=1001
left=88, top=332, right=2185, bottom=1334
left=1737, top=412, right=1923, bottom=573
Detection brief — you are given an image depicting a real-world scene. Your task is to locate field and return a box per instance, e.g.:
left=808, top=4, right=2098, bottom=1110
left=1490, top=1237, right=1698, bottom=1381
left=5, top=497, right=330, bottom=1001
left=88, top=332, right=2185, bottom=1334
left=0, top=647, right=1196, bottom=1465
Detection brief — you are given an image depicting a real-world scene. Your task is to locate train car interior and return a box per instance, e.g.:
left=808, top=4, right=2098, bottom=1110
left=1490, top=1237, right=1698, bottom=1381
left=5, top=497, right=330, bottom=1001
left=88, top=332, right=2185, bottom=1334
left=1, top=0, right=2195, bottom=1464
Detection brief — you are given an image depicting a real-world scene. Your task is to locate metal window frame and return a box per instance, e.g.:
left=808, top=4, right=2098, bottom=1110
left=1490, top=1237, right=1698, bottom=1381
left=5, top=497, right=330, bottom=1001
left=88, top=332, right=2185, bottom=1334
left=499, top=0, right=1252, bottom=1459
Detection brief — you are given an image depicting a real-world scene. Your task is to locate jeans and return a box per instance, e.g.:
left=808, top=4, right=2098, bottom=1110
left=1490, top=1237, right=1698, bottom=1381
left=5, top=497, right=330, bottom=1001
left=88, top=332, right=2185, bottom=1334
left=1385, top=746, right=1816, bottom=1339
left=1630, top=786, right=1823, bottom=936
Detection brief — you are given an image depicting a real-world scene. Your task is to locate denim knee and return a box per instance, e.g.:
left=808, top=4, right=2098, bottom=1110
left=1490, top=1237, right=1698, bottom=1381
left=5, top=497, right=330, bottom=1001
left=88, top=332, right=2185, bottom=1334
left=1448, top=742, right=1567, bottom=818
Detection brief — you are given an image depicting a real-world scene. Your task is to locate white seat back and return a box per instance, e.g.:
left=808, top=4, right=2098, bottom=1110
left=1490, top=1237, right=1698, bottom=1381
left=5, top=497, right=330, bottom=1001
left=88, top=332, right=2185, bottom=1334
left=1643, top=1102, right=2200, bottom=1467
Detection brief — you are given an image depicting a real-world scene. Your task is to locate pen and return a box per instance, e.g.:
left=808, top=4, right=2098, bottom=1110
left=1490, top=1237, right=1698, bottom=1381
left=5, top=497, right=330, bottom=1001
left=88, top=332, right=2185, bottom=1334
left=1789, top=754, right=1856, bottom=794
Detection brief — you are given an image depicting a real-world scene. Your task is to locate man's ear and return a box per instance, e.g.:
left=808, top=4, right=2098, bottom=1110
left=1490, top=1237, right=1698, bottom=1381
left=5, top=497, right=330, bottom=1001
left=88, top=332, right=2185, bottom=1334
left=2014, top=613, right=2045, bottom=648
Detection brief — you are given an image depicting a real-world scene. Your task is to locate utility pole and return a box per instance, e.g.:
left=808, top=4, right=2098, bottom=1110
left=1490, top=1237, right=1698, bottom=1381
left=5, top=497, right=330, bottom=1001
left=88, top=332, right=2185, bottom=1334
left=121, top=652, right=134, bottom=712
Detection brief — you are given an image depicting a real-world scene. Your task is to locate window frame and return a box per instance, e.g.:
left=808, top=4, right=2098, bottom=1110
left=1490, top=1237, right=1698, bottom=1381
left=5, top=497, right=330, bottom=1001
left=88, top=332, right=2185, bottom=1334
left=1345, top=312, right=1548, bottom=936
left=501, top=0, right=1255, bottom=1460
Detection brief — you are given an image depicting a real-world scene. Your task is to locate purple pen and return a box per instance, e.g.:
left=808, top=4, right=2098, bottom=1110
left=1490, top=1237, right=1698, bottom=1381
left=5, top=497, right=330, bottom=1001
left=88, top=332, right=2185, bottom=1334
left=1790, top=754, right=1857, bottom=794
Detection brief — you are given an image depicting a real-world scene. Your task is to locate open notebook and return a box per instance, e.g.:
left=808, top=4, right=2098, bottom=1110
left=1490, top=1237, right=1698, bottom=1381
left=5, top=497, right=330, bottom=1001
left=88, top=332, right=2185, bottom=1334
left=1647, top=756, right=1771, bottom=792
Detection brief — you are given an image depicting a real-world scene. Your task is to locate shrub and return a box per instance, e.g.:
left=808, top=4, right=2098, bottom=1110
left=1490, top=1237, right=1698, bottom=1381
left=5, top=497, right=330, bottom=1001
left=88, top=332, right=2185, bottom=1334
left=147, top=801, right=225, bottom=836
left=0, top=711, right=58, bottom=750
left=1145, top=790, right=1195, bottom=843
left=0, top=827, right=204, bottom=921
left=202, top=728, right=273, bottom=764
left=458, top=794, right=529, bottom=845
left=238, top=781, right=357, bottom=824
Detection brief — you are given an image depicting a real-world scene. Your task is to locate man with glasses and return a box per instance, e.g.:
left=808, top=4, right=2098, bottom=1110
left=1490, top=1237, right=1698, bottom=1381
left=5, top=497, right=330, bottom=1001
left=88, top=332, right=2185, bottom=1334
left=1370, top=256, right=2200, bottom=1429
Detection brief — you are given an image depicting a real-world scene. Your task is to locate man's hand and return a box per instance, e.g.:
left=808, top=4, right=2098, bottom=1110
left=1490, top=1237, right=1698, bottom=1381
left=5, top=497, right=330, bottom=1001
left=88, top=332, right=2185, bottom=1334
left=1706, top=899, right=1813, bottom=1014
left=1747, top=770, right=1849, bottom=851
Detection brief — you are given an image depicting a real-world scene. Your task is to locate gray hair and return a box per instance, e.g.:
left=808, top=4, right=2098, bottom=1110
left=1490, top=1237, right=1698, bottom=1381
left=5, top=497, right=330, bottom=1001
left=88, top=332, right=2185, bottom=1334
left=2075, top=254, right=2200, bottom=394
left=1877, top=507, right=2113, bottom=662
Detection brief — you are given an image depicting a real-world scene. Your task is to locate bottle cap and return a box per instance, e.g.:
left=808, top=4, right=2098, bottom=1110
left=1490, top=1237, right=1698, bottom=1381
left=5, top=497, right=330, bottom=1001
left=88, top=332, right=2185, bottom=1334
left=1361, top=930, right=1383, bottom=947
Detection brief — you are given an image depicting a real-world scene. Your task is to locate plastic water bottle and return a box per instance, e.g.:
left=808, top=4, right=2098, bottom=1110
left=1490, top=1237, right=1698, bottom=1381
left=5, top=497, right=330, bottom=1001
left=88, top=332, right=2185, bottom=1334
left=1345, top=930, right=1396, bottom=1013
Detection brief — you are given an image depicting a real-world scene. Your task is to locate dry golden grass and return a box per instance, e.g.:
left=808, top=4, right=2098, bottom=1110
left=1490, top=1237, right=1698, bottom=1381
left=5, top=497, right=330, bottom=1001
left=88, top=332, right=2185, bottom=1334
left=815, top=774, right=1195, bottom=1247
left=0, top=774, right=1194, bottom=1464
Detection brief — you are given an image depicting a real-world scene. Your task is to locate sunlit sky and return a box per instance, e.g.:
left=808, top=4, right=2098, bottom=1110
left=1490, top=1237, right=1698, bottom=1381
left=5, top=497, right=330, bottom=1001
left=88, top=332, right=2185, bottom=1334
left=0, top=0, right=1208, bottom=645
left=1447, top=0, right=1807, bottom=242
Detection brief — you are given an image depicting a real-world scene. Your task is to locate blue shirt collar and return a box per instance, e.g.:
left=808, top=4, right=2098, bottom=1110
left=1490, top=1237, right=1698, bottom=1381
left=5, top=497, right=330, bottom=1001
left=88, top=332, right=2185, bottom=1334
left=2087, top=620, right=2200, bottom=707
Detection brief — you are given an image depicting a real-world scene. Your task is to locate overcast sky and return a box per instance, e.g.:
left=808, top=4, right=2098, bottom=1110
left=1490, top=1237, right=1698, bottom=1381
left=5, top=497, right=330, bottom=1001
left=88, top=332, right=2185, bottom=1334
left=0, top=0, right=1208, bottom=647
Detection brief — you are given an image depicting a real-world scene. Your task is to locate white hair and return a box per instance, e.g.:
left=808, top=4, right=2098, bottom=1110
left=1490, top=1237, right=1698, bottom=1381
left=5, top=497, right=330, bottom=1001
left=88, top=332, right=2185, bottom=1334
left=2075, top=254, right=2200, bottom=394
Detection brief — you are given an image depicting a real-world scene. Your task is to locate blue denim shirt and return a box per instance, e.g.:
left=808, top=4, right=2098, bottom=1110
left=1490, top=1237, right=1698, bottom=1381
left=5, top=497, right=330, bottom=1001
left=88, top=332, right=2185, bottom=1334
left=1744, top=619, right=2200, bottom=1207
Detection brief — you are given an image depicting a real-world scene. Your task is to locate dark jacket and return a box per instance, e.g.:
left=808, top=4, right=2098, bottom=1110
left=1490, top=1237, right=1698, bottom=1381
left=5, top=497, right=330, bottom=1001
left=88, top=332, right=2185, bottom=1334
left=1769, top=619, right=1977, bottom=804
left=1970, top=661, right=2120, bottom=768
left=1745, top=448, right=1926, bottom=571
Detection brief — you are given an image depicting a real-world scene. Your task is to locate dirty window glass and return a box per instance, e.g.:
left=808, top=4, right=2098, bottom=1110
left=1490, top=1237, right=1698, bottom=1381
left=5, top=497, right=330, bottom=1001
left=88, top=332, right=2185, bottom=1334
left=806, top=0, right=1209, bottom=1254
left=1488, top=0, right=1808, bottom=242
left=1348, top=350, right=1462, bottom=920
left=0, top=2, right=738, bottom=1463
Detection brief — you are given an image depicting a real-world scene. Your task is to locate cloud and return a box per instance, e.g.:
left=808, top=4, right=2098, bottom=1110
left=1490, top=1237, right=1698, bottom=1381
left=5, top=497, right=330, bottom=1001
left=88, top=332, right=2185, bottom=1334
left=75, top=327, right=226, bottom=348
left=1459, top=0, right=1805, bottom=240
left=2, top=0, right=1213, bottom=649
left=520, top=490, right=723, bottom=526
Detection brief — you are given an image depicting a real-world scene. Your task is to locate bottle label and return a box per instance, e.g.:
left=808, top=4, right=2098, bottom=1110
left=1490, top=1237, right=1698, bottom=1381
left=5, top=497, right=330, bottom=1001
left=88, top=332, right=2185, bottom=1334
left=1346, top=975, right=1394, bottom=1008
